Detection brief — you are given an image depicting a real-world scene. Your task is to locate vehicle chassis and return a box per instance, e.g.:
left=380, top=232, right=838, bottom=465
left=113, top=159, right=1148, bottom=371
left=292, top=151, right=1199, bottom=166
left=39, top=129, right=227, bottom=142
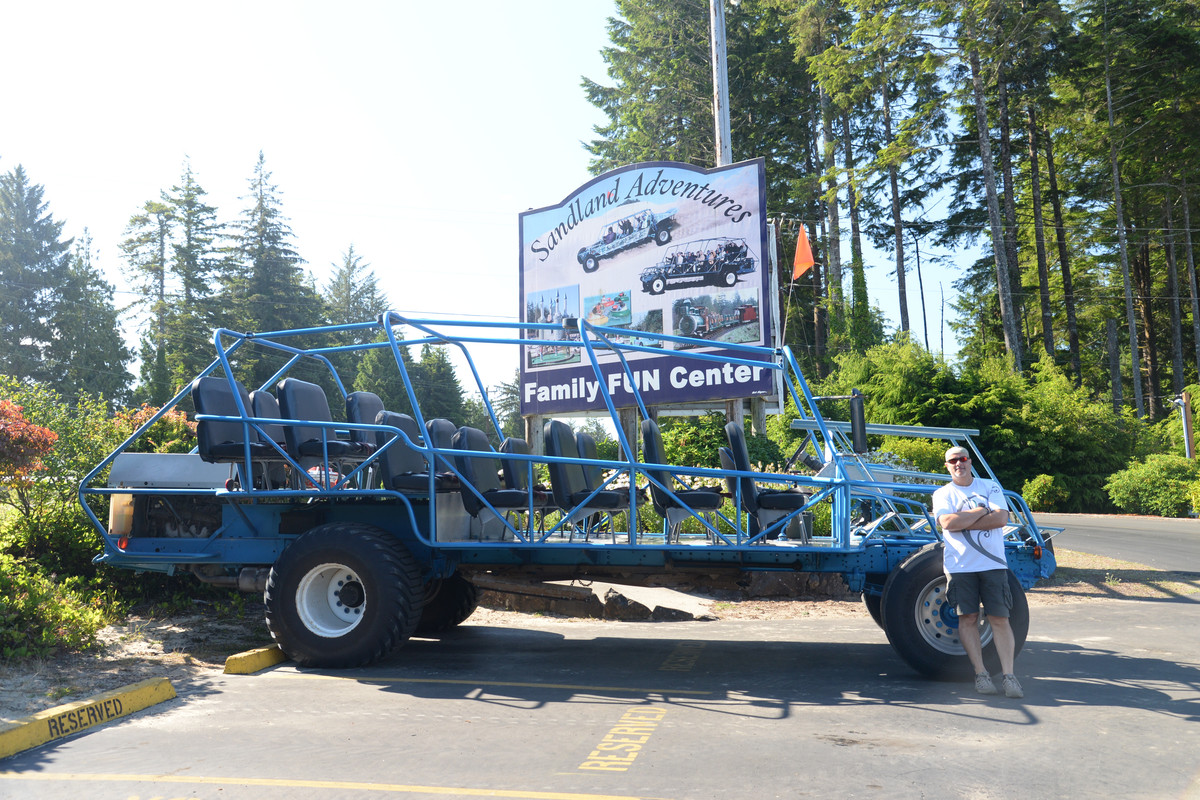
left=80, top=313, right=1057, bottom=678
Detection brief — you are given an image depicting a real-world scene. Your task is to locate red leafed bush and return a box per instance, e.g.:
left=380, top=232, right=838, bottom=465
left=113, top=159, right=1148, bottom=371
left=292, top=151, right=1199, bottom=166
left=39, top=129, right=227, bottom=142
left=0, top=400, right=58, bottom=481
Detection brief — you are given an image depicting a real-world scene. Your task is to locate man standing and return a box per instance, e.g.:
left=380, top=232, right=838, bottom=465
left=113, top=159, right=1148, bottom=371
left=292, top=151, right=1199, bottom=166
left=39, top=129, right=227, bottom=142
left=931, top=446, right=1024, bottom=698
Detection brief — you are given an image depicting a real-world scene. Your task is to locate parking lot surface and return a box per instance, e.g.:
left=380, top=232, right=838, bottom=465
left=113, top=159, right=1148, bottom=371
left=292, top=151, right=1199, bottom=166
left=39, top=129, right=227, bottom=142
left=2, top=596, right=1198, bottom=800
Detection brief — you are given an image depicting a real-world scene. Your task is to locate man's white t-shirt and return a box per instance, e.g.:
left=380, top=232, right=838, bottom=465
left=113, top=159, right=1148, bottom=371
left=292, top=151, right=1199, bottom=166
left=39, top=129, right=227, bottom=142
left=930, top=477, right=1009, bottom=573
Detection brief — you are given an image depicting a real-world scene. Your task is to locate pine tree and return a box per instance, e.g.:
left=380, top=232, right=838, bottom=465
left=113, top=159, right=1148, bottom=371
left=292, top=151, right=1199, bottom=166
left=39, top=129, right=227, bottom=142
left=414, top=345, right=466, bottom=423
left=0, top=165, right=71, bottom=383
left=121, top=200, right=173, bottom=404
left=45, top=232, right=132, bottom=404
left=223, top=152, right=323, bottom=389
left=163, top=161, right=224, bottom=390
left=324, top=245, right=389, bottom=391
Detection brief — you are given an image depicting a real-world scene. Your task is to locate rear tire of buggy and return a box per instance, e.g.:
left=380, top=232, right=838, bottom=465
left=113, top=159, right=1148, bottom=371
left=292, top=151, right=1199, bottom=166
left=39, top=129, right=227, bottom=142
left=415, top=572, right=481, bottom=634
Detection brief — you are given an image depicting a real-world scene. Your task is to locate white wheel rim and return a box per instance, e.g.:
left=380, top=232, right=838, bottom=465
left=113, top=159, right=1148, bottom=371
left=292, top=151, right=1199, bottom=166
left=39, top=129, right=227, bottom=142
left=296, top=562, right=366, bottom=638
left=913, top=574, right=992, bottom=655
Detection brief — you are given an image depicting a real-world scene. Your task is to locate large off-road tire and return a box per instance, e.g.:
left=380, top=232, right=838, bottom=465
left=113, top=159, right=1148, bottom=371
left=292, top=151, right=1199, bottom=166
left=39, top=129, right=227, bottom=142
left=881, top=544, right=1029, bottom=681
left=415, top=572, right=481, bottom=634
left=721, top=268, right=738, bottom=287
left=265, top=523, right=424, bottom=668
left=583, top=255, right=599, bottom=273
left=655, top=227, right=671, bottom=245
left=862, top=571, right=887, bottom=628
left=649, top=276, right=666, bottom=295
left=863, top=592, right=884, bottom=628
left=577, top=248, right=588, bottom=264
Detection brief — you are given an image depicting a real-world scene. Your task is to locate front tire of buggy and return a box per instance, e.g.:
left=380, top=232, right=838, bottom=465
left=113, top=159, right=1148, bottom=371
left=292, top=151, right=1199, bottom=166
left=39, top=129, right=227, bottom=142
left=265, top=523, right=424, bottom=668
left=881, top=544, right=1028, bottom=681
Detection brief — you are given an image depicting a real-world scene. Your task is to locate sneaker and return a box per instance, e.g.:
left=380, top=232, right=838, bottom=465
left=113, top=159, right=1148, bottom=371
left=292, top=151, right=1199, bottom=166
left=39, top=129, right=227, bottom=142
left=1002, top=674, right=1024, bottom=699
left=974, top=672, right=998, bottom=695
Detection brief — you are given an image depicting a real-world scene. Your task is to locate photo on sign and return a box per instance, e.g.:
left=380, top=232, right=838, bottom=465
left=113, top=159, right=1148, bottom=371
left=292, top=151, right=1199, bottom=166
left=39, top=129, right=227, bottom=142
left=671, top=292, right=760, bottom=350
left=639, top=235, right=757, bottom=296
left=525, top=285, right=581, bottom=369
left=583, top=289, right=633, bottom=328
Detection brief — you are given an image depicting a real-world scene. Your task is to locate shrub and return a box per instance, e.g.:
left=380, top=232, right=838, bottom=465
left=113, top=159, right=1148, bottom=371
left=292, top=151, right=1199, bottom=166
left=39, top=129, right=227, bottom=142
left=0, top=553, right=111, bottom=660
left=659, top=413, right=782, bottom=469
left=116, top=404, right=197, bottom=454
left=877, top=436, right=947, bottom=475
left=1104, top=454, right=1200, bottom=517
left=1022, top=473, right=1070, bottom=512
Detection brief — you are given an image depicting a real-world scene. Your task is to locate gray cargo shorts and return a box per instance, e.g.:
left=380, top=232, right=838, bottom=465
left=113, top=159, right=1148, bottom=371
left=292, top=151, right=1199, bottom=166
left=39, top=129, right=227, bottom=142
left=946, top=569, right=1012, bottom=618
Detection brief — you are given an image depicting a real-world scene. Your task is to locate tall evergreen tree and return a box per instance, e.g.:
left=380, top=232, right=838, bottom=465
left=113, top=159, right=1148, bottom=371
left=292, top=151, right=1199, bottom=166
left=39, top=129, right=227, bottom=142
left=121, top=200, right=173, bottom=404
left=46, top=232, right=132, bottom=404
left=323, top=245, right=389, bottom=391
left=0, top=165, right=71, bottom=383
left=222, top=152, right=322, bottom=389
left=163, top=161, right=224, bottom=390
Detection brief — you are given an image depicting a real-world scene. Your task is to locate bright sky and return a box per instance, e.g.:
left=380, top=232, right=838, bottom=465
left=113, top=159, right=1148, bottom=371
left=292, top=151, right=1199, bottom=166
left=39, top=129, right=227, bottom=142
left=1, top=0, right=957, bottom=394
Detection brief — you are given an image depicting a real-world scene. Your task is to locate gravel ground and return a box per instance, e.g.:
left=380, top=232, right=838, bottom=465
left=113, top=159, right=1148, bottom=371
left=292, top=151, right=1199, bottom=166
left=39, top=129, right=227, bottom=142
left=2, top=548, right=1196, bottom=725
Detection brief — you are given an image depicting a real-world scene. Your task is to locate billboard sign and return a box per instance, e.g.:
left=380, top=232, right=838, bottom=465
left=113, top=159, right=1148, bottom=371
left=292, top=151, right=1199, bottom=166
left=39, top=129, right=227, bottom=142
left=519, top=159, right=771, bottom=415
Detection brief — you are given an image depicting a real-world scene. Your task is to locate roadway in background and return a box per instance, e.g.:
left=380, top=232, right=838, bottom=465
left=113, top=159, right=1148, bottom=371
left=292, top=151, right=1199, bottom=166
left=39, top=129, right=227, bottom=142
left=1035, top=513, right=1200, bottom=572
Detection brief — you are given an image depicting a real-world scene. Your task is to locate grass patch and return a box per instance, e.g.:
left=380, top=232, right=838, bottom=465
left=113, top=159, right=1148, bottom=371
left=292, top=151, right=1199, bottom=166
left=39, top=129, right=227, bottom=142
left=1029, top=549, right=1200, bottom=602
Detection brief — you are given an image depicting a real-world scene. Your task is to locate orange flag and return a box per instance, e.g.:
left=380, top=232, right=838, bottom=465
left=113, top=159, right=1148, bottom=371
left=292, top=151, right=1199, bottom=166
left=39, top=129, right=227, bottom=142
left=792, top=224, right=815, bottom=280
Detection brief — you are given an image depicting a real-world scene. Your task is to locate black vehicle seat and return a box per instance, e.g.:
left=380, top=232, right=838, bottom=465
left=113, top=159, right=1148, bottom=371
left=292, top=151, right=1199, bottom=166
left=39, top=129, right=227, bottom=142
left=192, top=376, right=287, bottom=490
left=276, top=378, right=374, bottom=479
left=544, top=419, right=623, bottom=533
left=452, top=426, right=532, bottom=522
left=641, top=418, right=722, bottom=541
left=724, top=421, right=809, bottom=543
left=375, top=410, right=458, bottom=493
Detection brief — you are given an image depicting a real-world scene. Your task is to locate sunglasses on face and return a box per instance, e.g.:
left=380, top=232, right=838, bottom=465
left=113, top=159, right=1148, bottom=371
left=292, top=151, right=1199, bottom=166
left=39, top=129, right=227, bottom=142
left=946, top=456, right=970, bottom=465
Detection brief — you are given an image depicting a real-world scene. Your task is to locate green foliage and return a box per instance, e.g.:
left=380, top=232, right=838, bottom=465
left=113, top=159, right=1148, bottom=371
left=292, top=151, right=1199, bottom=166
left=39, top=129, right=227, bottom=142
left=0, top=553, right=111, bottom=660
left=116, top=404, right=197, bottom=454
left=1022, top=474, right=1071, bottom=513
left=876, top=436, right=946, bottom=474
left=0, top=377, right=197, bottom=590
left=0, top=164, right=72, bottom=386
left=800, top=347, right=1135, bottom=513
left=1104, top=454, right=1200, bottom=517
left=0, top=376, right=125, bottom=521
left=659, top=414, right=783, bottom=469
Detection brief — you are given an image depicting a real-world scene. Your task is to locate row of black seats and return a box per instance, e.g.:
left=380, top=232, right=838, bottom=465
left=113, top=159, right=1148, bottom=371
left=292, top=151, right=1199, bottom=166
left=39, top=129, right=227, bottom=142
left=193, top=376, right=378, bottom=487
left=194, top=375, right=806, bottom=539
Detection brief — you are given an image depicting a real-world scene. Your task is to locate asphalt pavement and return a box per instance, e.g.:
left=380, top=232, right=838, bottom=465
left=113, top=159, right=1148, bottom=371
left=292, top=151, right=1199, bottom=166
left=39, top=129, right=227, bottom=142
left=2, top=594, right=1198, bottom=800
left=1036, top=512, right=1200, bottom=572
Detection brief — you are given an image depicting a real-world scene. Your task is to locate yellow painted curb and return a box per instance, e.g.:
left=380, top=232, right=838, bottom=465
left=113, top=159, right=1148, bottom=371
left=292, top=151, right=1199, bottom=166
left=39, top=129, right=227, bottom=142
left=0, top=677, right=175, bottom=760
left=223, top=644, right=287, bottom=674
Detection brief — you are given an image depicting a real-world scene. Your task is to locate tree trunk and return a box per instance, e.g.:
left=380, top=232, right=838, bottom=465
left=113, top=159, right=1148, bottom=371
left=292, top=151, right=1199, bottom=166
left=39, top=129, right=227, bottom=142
left=1108, top=318, right=1122, bottom=413
left=1027, top=107, right=1054, bottom=358
left=1043, top=127, right=1082, bottom=383
left=1183, top=177, right=1200, bottom=377
left=1105, top=49, right=1144, bottom=417
left=821, top=88, right=843, bottom=326
left=879, top=57, right=909, bottom=333
left=1134, top=234, right=1160, bottom=419
left=843, top=112, right=871, bottom=354
left=966, top=27, right=1022, bottom=369
left=1164, top=198, right=1185, bottom=396
left=998, top=70, right=1022, bottom=317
